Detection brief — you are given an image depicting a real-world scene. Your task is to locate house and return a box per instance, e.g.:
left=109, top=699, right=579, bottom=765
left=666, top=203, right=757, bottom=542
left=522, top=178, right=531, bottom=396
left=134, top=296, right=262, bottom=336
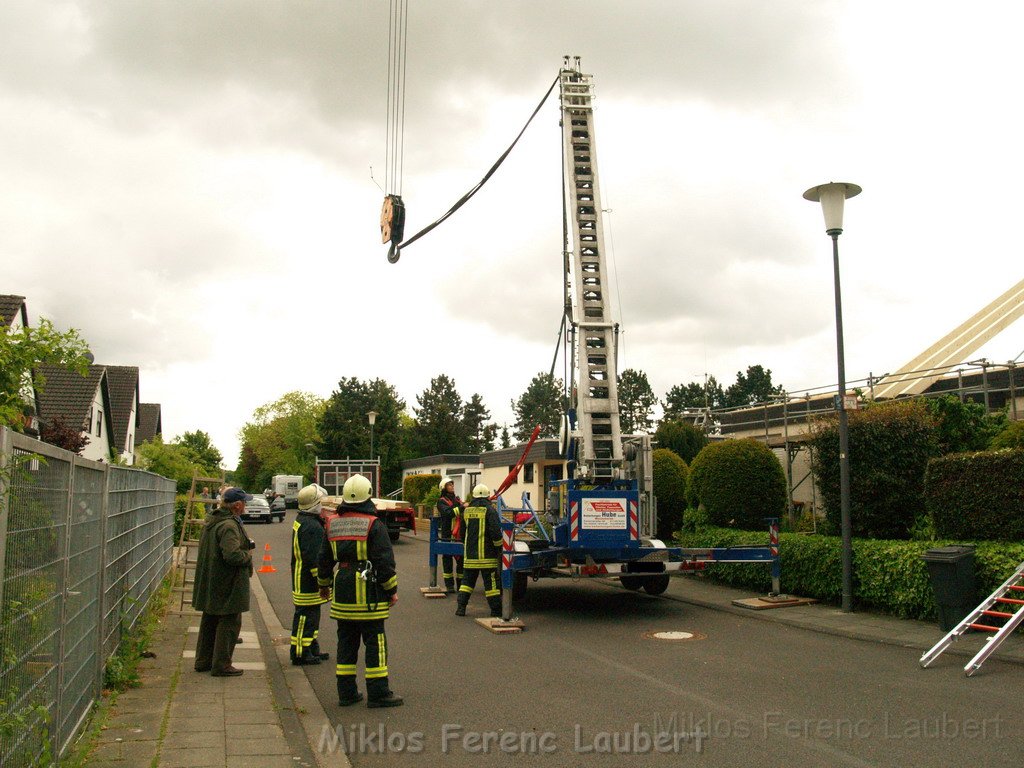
left=1, top=294, right=39, bottom=434
left=477, top=439, right=566, bottom=512
left=135, top=402, right=163, bottom=448
left=105, top=366, right=140, bottom=465
left=35, top=364, right=115, bottom=463
left=401, top=454, right=482, bottom=500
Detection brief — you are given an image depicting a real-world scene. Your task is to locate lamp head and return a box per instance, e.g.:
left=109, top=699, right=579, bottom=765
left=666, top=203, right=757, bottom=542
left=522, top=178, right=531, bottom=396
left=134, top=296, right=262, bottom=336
left=803, top=182, right=862, bottom=235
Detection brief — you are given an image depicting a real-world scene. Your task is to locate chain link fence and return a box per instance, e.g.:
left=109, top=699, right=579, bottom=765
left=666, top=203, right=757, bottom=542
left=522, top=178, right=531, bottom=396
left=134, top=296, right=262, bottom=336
left=0, top=426, right=176, bottom=765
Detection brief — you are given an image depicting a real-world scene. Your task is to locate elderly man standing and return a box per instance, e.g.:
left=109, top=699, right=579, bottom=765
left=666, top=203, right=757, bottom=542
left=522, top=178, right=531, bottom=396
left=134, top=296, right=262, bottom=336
left=192, top=487, right=255, bottom=677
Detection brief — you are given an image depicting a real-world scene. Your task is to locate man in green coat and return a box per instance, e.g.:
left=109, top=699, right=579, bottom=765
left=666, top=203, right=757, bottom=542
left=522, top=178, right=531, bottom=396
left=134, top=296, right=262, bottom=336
left=192, top=487, right=255, bottom=676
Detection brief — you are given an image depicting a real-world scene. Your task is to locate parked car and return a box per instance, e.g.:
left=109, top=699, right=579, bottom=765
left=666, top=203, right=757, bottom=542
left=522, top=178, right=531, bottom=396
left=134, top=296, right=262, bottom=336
left=242, top=494, right=272, bottom=524
left=269, top=495, right=286, bottom=523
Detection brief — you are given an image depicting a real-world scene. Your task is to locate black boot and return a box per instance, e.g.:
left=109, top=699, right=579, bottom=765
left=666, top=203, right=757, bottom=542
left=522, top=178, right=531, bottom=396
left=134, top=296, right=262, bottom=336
left=487, top=595, right=503, bottom=619
left=455, top=595, right=468, bottom=617
left=443, top=578, right=456, bottom=594
left=337, top=677, right=362, bottom=707
left=367, top=678, right=404, bottom=708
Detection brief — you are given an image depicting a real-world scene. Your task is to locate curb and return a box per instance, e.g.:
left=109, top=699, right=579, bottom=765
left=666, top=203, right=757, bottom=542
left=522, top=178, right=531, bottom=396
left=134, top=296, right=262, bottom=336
left=250, top=573, right=352, bottom=768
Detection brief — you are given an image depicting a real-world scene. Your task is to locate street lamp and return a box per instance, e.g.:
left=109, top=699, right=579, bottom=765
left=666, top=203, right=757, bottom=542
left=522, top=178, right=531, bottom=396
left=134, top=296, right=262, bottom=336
left=803, top=180, right=861, bottom=614
left=367, top=410, right=378, bottom=460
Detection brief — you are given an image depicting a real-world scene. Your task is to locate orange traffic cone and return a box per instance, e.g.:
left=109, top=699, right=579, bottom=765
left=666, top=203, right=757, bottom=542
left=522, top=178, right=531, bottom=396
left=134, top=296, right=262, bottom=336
left=258, top=542, right=277, bottom=573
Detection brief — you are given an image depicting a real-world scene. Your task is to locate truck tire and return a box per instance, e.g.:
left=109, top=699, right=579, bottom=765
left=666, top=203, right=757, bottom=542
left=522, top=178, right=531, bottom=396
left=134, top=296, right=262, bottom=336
left=389, top=530, right=400, bottom=543
left=619, top=574, right=644, bottom=591
left=643, top=574, right=671, bottom=595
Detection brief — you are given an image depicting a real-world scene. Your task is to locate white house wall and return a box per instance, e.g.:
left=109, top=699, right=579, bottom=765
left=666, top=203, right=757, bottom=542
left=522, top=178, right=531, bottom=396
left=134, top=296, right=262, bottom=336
left=80, top=386, right=112, bottom=463
left=119, top=399, right=137, bottom=465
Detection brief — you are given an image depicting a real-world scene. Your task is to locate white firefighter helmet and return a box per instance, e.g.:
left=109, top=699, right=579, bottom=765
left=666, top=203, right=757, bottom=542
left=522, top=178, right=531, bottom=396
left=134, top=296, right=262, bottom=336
left=471, top=483, right=490, bottom=499
left=342, top=474, right=373, bottom=504
left=297, top=483, right=327, bottom=511
left=439, top=476, right=454, bottom=492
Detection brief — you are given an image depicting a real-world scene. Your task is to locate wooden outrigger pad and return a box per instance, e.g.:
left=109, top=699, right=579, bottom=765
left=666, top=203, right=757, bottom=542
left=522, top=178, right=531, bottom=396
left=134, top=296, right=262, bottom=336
left=475, top=617, right=525, bottom=634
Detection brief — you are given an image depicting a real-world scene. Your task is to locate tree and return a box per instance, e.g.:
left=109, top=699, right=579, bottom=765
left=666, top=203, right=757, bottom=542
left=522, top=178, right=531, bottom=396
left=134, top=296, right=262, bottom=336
left=686, top=439, right=787, bottom=530
left=512, top=373, right=564, bottom=442
left=653, top=420, right=708, bottom=464
left=990, top=420, right=1024, bottom=450
left=1, top=317, right=91, bottom=429
left=462, top=393, right=495, bottom=453
left=40, top=415, right=90, bottom=455
left=137, top=436, right=205, bottom=494
left=500, top=425, right=511, bottom=449
left=723, top=365, right=783, bottom=408
left=237, top=391, right=325, bottom=493
left=411, top=375, right=467, bottom=456
left=924, top=395, right=1008, bottom=454
left=317, top=378, right=407, bottom=493
left=617, top=369, right=657, bottom=434
left=662, top=375, right=725, bottom=418
left=176, top=430, right=223, bottom=472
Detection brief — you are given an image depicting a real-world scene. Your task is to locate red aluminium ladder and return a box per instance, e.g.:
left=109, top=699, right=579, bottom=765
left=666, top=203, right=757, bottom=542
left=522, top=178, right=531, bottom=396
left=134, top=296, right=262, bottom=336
left=920, top=561, right=1024, bottom=676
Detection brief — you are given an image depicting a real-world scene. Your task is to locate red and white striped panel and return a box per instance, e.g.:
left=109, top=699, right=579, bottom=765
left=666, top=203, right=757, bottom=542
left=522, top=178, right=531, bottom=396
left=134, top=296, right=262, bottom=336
left=502, top=530, right=514, bottom=570
left=628, top=500, right=639, bottom=539
left=770, top=522, right=779, bottom=557
left=570, top=501, right=579, bottom=541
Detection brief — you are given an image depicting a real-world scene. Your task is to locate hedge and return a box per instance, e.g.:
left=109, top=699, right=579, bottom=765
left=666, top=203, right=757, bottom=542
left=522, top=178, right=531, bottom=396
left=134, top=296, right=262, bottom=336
left=677, top=526, right=1024, bottom=621
left=686, top=439, right=786, bottom=530
left=925, top=449, right=1024, bottom=541
left=402, top=473, right=442, bottom=506
left=810, top=399, right=937, bottom=539
left=652, top=448, right=688, bottom=541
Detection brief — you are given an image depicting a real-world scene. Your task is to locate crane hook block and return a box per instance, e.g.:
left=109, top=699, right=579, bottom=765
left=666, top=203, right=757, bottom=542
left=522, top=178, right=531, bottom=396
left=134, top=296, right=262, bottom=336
left=380, top=194, right=406, bottom=263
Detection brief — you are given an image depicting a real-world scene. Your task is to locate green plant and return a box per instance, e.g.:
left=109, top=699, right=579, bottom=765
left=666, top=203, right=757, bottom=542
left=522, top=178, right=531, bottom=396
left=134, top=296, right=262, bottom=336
left=925, top=449, right=1024, bottom=541
left=989, top=420, right=1024, bottom=450
left=925, top=395, right=1008, bottom=454
left=402, top=474, right=442, bottom=506
left=653, top=420, right=708, bottom=464
left=103, top=577, right=173, bottom=693
left=652, top=448, right=688, bottom=540
left=810, top=399, right=938, bottom=540
left=686, top=439, right=786, bottom=529
left=677, top=525, right=1024, bottom=620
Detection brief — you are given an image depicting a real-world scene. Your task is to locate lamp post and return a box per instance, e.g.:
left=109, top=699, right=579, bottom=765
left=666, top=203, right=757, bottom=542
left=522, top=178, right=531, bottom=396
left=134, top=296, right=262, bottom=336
left=803, top=180, right=861, bottom=614
left=367, top=410, right=378, bottom=460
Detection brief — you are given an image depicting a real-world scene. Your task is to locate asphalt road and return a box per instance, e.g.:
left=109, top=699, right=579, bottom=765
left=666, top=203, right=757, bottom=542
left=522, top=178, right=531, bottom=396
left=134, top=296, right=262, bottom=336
left=249, top=514, right=1020, bottom=767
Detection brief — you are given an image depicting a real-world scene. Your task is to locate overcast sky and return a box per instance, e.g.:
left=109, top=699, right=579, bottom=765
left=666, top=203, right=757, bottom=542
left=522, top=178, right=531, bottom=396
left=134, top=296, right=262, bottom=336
left=4, top=1, right=1024, bottom=468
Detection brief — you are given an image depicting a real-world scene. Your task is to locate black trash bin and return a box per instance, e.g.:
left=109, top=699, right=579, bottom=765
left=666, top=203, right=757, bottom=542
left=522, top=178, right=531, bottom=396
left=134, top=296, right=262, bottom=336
left=922, top=546, right=977, bottom=632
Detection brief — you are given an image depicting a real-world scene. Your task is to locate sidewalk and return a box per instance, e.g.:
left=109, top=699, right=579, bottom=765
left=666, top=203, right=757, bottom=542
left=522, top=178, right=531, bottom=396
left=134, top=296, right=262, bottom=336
left=81, top=575, right=349, bottom=768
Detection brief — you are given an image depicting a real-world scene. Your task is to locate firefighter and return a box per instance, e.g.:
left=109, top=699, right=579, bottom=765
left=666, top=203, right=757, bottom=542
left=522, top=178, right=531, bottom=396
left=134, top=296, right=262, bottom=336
left=455, top=483, right=503, bottom=618
left=436, top=476, right=464, bottom=593
left=318, top=474, right=403, bottom=708
left=289, top=484, right=331, bottom=665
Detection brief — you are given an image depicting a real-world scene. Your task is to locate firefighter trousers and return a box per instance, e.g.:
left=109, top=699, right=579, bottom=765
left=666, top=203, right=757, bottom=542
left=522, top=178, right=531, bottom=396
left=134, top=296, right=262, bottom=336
left=457, top=567, right=502, bottom=616
left=289, top=603, right=323, bottom=663
left=335, top=619, right=393, bottom=701
left=441, top=547, right=464, bottom=591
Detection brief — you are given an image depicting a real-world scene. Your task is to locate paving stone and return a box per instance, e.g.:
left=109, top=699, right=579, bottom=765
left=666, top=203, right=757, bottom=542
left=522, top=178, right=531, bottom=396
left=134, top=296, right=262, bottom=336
left=168, top=715, right=226, bottom=733
left=226, top=755, right=308, bottom=768
left=226, top=736, right=294, bottom=756
left=163, top=729, right=226, bottom=750
left=231, top=709, right=283, bottom=725
left=157, top=745, right=225, bottom=767
left=226, top=722, right=284, bottom=740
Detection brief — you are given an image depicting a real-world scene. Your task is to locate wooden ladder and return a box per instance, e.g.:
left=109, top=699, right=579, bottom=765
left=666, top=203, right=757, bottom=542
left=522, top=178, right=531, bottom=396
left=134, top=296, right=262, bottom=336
left=169, top=470, right=225, bottom=615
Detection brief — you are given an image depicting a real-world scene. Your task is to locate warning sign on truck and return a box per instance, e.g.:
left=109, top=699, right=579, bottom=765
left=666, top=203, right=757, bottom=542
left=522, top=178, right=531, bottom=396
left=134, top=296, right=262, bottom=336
left=581, top=498, right=628, bottom=529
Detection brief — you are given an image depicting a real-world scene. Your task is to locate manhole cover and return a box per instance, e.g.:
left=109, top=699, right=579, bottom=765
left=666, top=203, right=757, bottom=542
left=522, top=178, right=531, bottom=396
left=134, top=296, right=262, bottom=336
left=643, top=630, right=706, bottom=641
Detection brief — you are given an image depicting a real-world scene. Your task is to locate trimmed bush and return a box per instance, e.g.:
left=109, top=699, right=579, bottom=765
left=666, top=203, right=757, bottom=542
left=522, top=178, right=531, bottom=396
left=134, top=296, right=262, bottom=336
left=402, top=473, right=442, bottom=506
left=686, top=439, right=786, bottom=529
left=654, top=420, right=708, bottom=464
left=925, top=449, right=1024, bottom=541
left=678, top=526, right=1024, bottom=620
left=652, top=448, right=688, bottom=541
left=810, top=399, right=938, bottom=540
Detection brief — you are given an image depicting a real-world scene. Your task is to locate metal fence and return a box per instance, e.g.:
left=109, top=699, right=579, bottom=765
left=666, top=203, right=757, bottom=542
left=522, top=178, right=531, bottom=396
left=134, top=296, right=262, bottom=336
left=0, top=427, right=176, bottom=766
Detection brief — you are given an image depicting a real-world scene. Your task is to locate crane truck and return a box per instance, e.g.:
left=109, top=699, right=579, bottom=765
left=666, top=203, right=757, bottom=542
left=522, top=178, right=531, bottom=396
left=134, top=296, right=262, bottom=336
left=427, top=57, right=780, bottom=623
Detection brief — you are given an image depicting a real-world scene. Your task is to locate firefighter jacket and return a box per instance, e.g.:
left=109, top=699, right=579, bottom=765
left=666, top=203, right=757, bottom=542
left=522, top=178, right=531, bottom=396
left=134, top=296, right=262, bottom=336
left=317, top=499, right=398, bottom=622
left=291, top=510, right=329, bottom=606
left=462, top=497, right=502, bottom=569
left=436, top=491, right=464, bottom=541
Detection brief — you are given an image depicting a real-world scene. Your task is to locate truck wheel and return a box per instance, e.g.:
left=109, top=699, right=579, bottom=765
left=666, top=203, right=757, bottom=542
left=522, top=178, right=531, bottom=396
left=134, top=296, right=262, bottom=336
left=643, top=575, right=671, bottom=595
left=619, top=575, right=643, bottom=591
left=389, top=530, right=400, bottom=543
left=512, top=572, right=528, bottom=601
